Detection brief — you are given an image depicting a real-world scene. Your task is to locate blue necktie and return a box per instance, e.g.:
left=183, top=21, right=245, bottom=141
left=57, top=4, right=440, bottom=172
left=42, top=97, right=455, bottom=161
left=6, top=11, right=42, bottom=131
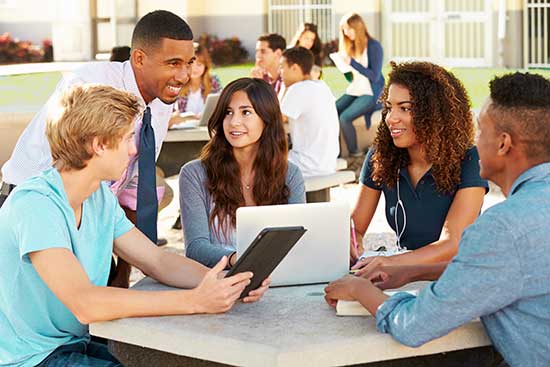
left=136, top=107, right=158, bottom=243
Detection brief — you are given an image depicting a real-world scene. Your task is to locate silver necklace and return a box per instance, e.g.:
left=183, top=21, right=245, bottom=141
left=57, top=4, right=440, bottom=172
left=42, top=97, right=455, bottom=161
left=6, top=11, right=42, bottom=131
left=242, top=171, right=253, bottom=190
left=242, top=179, right=252, bottom=190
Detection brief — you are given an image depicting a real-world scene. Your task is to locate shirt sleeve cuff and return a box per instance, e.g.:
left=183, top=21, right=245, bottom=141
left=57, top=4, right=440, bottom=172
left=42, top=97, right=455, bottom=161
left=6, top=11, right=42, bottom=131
left=114, top=219, right=135, bottom=240
left=187, top=241, right=235, bottom=268
left=458, top=179, right=489, bottom=193
left=375, top=292, right=417, bottom=333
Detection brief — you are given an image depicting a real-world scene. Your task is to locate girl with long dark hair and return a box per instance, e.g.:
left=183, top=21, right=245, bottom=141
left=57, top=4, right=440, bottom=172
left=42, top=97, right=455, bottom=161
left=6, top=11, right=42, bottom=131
left=290, top=22, right=323, bottom=79
left=179, top=78, right=306, bottom=268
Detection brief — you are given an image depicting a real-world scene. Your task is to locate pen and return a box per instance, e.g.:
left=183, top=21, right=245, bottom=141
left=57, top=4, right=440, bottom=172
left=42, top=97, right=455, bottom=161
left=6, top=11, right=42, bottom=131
left=351, top=218, right=358, bottom=258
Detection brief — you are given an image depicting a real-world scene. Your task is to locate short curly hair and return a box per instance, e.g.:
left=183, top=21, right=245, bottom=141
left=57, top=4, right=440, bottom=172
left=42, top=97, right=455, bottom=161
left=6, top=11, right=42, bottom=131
left=131, top=10, right=193, bottom=51
left=371, top=61, right=474, bottom=194
left=488, top=72, right=550, bottom=161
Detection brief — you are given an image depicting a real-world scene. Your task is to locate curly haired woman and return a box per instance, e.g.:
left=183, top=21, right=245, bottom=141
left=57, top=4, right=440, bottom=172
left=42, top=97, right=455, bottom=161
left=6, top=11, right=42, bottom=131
left=178, top=78, right=306, bottom=268
left=351, top=61, right=488, bottom=274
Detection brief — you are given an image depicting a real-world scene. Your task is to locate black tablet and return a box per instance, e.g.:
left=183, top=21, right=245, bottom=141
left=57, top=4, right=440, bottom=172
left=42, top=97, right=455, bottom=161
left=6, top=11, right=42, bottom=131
left=225, top=226, right=307, bottom=299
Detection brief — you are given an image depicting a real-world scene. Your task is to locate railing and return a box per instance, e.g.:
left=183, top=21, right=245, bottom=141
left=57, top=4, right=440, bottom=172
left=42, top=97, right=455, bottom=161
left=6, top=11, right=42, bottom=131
left=268, top=0, right=335, bottom=45
left=382, top=0, right=492, bottom=67
left=525, top=0, right=550, bottom=68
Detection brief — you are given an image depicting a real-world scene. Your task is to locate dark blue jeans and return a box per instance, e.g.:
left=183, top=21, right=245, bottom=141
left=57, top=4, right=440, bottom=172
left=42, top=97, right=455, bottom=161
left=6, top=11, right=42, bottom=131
left=36, top=340, right=121, bottom=367
left=336, top=93, right=377, bottom=154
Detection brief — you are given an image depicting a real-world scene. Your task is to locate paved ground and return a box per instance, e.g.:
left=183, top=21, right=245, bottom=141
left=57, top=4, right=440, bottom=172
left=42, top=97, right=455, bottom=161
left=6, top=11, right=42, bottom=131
left=130, top=178, right=505, bottom=285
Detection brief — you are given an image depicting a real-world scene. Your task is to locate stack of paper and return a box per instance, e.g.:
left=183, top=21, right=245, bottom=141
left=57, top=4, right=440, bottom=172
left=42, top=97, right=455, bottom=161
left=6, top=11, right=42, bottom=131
left=329, top=52, right=373, bottom=96
left=170, top=119, right=199, bottom=130
left=336, top=289, right=419, bottom=316
left=329, top=52, right=353, bottom=73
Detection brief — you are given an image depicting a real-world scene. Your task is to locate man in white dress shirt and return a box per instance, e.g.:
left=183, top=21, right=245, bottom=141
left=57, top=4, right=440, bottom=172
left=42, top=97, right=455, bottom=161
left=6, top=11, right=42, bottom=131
left=0, top=10, right=196, bottom=287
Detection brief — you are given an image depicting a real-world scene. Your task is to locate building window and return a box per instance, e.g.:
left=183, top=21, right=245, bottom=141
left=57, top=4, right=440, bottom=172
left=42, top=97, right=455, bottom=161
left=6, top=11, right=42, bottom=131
left=382, top=0, right=493, bottom=67
left=525, top=0, right=550, bottom=68
left=268, top=0, right=335, bottom=44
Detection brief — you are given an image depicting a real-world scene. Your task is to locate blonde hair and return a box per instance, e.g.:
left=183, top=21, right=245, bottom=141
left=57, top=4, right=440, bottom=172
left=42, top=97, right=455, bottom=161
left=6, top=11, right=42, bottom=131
left=46, top=84, right=142, bottom=170
left=339, top=13, right=370, bottom=58
left=180, top=45, right=214, bottom=99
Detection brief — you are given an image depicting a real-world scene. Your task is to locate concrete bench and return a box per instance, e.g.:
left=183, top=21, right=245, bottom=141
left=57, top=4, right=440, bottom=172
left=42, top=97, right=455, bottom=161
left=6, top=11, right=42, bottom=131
left=304, top=170, right=356, bottom=203
left=340, top=109, right=382, bottom=158
left=336, top=158, right=347, bottom=170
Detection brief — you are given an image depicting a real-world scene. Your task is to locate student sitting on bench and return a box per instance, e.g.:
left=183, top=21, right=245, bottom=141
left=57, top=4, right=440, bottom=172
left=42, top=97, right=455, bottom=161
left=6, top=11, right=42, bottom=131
left=279, top=46, right=340, bottom=177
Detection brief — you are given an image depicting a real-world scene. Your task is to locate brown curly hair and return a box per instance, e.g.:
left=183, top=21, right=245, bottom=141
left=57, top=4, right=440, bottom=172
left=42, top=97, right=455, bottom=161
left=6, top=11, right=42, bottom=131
left=200, top=77, right=290, bottom=240
left=371, top=61, right=474, bottom=193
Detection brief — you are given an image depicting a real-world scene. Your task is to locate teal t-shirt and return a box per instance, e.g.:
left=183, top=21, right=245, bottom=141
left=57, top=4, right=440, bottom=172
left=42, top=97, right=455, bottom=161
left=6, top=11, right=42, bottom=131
left=0, top=168, right=134, bottom=367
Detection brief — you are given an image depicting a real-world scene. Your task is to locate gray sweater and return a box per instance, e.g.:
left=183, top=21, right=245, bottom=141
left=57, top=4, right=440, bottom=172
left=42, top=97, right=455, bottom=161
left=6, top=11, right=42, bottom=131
left=179, top=159, right=306, bottom=267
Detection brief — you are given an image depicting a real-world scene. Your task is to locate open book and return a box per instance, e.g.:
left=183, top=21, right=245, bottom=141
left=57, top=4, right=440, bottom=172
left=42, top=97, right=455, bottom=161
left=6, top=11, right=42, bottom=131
left=329, top=52, right=353, bottom=73
left=329, top=52, right=373, bottom=96
left=336, top=289, right=419, bottom=316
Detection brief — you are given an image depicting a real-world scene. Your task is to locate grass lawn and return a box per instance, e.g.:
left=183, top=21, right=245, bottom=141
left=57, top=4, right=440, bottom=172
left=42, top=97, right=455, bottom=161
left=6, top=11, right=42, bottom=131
left=1, top=63, right=549, bottom=111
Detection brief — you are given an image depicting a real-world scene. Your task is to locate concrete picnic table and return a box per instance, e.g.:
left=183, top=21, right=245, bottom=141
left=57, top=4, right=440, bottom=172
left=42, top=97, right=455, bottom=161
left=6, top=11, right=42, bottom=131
left=90, top=278, right=497, bottom=367
left=157, top=128, right=211, bottom=176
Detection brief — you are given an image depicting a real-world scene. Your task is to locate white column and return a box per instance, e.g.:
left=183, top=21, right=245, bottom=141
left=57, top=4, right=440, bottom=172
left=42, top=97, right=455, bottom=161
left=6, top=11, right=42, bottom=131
left=51, top=0, right=92, bottom=61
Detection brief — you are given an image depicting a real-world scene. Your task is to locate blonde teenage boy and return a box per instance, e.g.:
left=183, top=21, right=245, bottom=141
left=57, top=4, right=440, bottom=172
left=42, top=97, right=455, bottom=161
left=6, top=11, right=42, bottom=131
left=0, top=85, right=269, bottom=367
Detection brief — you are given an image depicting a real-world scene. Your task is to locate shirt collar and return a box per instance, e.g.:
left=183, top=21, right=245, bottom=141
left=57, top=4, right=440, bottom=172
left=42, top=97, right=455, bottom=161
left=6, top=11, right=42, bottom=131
left=509, top=162, right=550, bottom=196
left=122, top=61, right=146, bottom=105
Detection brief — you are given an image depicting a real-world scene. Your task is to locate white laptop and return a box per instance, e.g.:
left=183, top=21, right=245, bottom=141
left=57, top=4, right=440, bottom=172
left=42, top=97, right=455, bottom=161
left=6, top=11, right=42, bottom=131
left=171, top=93, right=220, bottom=129
left=236, top=202, right=349, bottom=287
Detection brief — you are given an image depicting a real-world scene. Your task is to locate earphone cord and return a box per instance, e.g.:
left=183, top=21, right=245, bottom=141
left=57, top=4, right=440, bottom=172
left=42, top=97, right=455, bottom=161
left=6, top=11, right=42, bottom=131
left=395, top=172, right=407, bottom=251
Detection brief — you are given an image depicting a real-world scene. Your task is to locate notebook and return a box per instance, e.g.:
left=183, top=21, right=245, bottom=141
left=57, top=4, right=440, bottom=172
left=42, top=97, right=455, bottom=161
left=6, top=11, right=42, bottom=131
left=336, top=289, right=419, bottom=317
left=329, top=52, right=353, bottom=73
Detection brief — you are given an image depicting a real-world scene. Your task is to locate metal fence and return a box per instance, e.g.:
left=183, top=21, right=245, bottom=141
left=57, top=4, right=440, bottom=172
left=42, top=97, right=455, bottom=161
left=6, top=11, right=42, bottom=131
left=525, top=0, right=550, bottom=68
left=268, top=0, right=335, bottom=45
left=382, top=0, right=493, bottom=67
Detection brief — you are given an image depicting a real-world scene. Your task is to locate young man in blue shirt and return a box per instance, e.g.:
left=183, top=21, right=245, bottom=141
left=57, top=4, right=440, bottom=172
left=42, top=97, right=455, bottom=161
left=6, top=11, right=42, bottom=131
left=0, top=85, right=269, bottom=367
left=325, top=72, right=550, bottom=367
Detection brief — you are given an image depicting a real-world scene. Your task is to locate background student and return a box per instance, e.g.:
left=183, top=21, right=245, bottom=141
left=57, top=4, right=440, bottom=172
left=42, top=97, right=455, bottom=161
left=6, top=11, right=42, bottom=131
left=279, top=46, right=339, bottom=177
left=109, top=46, right=131, bottom=62
left=179, top=78, right=306, bottom=268
left=169, top=44, right=222, bottom=127
left=335, top=12, right=385, bottom=157
left=289, top=23, right=323, bottom=80
left=250, top=33, right=286, bottom=95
